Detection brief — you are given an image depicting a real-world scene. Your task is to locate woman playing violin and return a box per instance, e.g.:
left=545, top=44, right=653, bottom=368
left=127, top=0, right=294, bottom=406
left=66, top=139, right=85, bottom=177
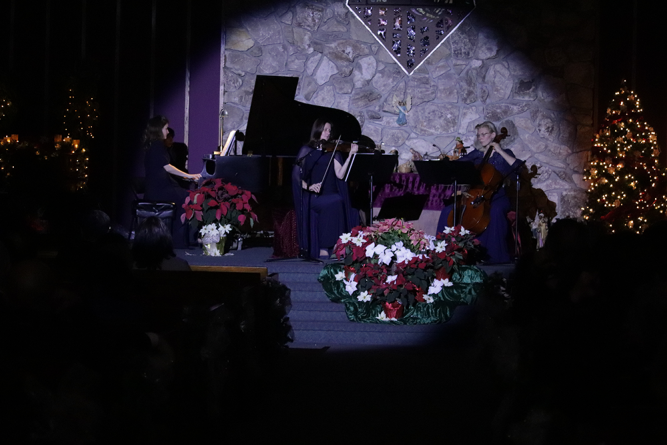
left=437, top=121, right=521, bottom=264
left=292, top=118, right=359, bottom=259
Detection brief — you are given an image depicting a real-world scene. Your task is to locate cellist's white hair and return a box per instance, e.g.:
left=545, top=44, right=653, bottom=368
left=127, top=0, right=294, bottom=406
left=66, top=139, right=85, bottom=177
left=475, top=121, right=497, bottom=134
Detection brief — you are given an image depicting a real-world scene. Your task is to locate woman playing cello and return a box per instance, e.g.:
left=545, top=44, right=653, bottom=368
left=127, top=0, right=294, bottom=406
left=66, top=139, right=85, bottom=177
left=437, top=121, right=521, bottom=264
left=292, top=118, right=359, bottom=259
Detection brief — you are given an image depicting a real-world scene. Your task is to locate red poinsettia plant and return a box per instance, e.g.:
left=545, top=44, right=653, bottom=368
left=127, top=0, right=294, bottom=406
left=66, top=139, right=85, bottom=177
left=181, top=178, right=258, bottom=230
left=330, top=219, right=479, bottom=320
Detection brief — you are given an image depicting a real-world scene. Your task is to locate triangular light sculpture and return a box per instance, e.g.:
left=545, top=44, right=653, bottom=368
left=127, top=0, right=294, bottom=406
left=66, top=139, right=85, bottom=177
left=347, top=0, right=476, bottom=75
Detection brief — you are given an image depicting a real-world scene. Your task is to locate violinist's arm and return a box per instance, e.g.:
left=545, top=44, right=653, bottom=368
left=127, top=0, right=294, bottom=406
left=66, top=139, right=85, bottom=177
left=334, top=144, right=358, bottom=179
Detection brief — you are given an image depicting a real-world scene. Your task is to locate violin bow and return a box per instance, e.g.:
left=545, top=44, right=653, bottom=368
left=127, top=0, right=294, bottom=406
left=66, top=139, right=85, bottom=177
left=318, top=136, right=342, bottom=188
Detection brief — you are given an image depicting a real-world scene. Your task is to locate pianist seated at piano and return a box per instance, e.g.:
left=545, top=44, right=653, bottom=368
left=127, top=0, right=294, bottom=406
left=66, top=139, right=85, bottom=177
left=142, top=115, right=201, bottom=247
left=436, top=121, right=520, bottom=264
left=292, top=118, right=359, bottom=259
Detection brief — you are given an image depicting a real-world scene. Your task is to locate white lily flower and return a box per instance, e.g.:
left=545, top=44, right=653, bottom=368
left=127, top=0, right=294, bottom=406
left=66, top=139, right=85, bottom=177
left=339, top=233, right=352, bottom=243
left=334, top=270, right=346, bottom=281
left=443, top=226, right=454, bottom=234
left=365, top=242, right=377, bottom=258
left=218, top=223, right=232, bottom=236
left=424, top=295, right=434, bottom=304
left=460, top=227, right=470, bottom=236
left=357, top=291, right=372, bottom=302
left=386, top=275, right=397, bottom=284
left=344, top=278, right=358, bottom=295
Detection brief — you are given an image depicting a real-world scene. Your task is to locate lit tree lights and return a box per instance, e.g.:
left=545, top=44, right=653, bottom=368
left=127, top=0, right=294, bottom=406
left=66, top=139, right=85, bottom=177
left=581, top=80, right=665, bottom=233
left=62, top=87, right=99, bottom=190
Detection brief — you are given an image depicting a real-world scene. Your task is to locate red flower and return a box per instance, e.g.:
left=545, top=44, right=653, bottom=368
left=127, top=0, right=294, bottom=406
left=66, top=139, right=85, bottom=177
left=435, top=268, right=451, bottom=281
left=224, top=183, right=239, bottom=195
left=383, top=301, right=404, bottom=319
left=415, top=289, right=425, bottom=302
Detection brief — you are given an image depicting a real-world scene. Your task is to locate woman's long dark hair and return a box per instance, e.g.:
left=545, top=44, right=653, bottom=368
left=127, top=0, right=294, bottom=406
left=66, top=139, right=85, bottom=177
left=132, top=216, right=175, bottom=270
left=142, top=115, right=169, bottom=149
left=308, top=118, right=335, bottom=148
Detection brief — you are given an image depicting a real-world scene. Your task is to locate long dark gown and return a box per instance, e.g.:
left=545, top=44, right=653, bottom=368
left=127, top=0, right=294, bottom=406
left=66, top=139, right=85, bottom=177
left=437, top=148, right=519, bottom=264
left=144, top=140, right=189, bottom=248
left=292, top=145, right=358, bottom=259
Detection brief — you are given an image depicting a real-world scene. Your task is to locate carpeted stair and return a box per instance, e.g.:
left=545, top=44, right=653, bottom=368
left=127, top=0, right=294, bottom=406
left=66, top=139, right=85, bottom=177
left=179, top=247, right=493, bottom=350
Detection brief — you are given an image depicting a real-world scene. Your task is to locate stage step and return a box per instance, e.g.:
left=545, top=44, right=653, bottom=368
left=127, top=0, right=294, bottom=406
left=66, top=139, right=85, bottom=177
left=176, top=247, right=482, bottom=350
left=279, top=265, right=477, bottom=348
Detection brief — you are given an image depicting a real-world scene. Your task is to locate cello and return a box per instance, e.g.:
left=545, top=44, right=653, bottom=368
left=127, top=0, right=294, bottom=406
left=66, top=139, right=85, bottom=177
left=447, top=127, right=509, bottom=234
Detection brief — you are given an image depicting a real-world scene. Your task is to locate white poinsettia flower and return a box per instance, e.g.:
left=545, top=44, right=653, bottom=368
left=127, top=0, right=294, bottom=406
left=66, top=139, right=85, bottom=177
left=435, top=240, right=447, bottom=253
left=435, top=278, right=454, bottom=288
left=459, top=227, right=470, bottom=236
left=357, top=291, right=372, bottom=302
left=339, top=233, right=352, bottom=243
left=374, top=244, right=387, bottom=256
left=378, top=249, right=394, bottom=265
left=424, top=295, right=434, bottom=304
left=427, top=282, right=443, bottom=295
left=351, top=236, right=365, bottom=247
left=365, top=242, right=377, bottom=258
left=334, top=270, right=346, bottom=281
left=391, top=241, right=404, bottom=251
left=344, top=278, right=358, bottom=295
left=376, top=312, right=397, bottom=321
left=386, top=275, right=397, bottom=284
left=395, top=248, right=415, bottom=264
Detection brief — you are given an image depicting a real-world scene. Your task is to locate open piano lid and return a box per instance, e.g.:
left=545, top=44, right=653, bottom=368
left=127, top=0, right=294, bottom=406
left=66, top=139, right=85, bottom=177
left=243, top=75, right=363, bottom=157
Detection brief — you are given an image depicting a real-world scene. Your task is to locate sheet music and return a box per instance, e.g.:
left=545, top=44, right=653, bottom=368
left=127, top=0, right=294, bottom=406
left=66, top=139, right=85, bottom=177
left=220, top=130, right=237, bottom=156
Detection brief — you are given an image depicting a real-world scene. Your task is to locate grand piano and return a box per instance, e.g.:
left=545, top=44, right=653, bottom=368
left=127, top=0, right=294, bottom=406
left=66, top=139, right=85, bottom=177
left=200, top=75, right=396, bottom=256
left=201, top=74, right=366, bottom=185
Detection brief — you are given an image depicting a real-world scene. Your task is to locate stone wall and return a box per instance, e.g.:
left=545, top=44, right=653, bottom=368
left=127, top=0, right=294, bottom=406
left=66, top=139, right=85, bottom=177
left=223, top=0, right=597, bottom=219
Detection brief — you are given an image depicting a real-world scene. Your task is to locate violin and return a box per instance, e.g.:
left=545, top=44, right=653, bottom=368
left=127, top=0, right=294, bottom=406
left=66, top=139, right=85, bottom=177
left=319, top=139, right=378, bottom=153
left=447, top=127, right=509, bottom=234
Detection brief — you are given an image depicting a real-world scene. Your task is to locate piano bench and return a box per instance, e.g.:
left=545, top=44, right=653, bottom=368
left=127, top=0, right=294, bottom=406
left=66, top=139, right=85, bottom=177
left=129, top=201, right=176, bottom=240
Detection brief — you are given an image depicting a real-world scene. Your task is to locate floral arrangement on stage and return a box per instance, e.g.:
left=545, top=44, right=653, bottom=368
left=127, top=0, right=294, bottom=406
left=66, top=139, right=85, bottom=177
left=182, top=178, right=258, bottom=255
left=319, top=218, right=486, bottom=324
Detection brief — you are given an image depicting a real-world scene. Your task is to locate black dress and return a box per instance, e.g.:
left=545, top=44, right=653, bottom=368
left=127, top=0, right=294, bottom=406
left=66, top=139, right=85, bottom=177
left=292, top=145, right=358, bottom=258
left=144, top=140, right=189, bottom=247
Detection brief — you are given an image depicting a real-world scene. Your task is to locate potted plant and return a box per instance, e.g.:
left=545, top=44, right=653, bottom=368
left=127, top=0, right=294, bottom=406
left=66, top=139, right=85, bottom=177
left=181, top=178, right=258, bottom=256
left=319, top=218, right=486, bottom=324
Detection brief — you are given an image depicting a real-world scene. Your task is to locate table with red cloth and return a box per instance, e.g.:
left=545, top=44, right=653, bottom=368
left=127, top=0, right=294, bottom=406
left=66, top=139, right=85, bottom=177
left=372, top=172, right=462, bottom=211
left=369, top=172, right=463, bottom=235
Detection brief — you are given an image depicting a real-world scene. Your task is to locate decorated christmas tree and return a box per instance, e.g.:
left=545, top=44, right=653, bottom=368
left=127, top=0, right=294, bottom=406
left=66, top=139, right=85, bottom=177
left=582, top=81, right=665, bottom=233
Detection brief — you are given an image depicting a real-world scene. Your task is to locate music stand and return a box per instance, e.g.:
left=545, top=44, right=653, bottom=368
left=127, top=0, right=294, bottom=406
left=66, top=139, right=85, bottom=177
left=377, top=193, right=428, bottom=221
left=345, top=152, right=397, bottom=225
left=413, top=160, right=480, bottom=227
